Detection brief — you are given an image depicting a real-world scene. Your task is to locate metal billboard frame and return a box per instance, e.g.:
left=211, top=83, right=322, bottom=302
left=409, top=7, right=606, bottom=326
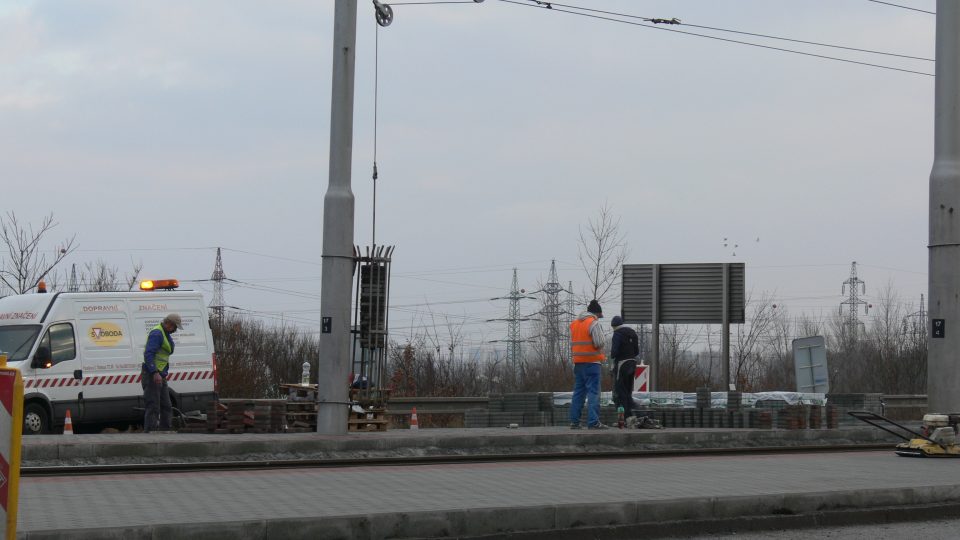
left=621, top=263, right=746, bottom=391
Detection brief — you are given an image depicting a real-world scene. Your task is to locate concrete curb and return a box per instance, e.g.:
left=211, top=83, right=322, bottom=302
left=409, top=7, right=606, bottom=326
left=21, top=427, right=904, bottom=466
left=17, top=484, right=960, bottom=539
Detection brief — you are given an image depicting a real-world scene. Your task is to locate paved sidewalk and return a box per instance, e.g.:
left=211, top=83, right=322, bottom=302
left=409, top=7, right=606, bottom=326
left=16, top=450, right=960, bottom=539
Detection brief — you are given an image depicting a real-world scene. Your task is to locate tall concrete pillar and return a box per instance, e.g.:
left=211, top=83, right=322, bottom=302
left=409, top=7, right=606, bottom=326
left=317, top=0, right=358, bottom=434
left=928, top=1, right=960, bottom=413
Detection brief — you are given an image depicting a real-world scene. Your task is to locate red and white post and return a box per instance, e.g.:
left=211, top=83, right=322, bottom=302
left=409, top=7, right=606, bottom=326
left=633, top=362, right=649, bottom=393
left=0, top=352, right=23, bottom=540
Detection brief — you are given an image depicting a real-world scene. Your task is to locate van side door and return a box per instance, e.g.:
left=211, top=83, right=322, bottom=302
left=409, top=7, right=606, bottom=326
left=76, top=316, right=138, bottom=423
left=33, top=322, right=82, bottom=423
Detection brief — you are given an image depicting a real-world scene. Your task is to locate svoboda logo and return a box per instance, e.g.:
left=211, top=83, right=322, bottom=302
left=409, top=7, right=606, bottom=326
left=89, top=322, right=124, bottom=346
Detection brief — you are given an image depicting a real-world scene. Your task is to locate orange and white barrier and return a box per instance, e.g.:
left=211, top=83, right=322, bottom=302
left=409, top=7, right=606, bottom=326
left=410, top=407, right=419, bottom=430
left=0, top=352, right=24, bottom=539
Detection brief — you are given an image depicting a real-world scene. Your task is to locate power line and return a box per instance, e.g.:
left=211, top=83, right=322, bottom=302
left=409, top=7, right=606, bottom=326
left=531, top=1, right=933, bottom=61
left=72, top=246, right=324, bottom=266
left=389, top=1, right=481, bottom=5
left=392, top=259, right=560, bottom=276
left=866, top=0, right=935, bottom=15
left=496, top=0, right=935, bottom=77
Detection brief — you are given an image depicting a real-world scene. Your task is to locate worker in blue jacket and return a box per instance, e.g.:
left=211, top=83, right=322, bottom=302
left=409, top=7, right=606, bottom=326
left=142, top=313, right=182, bottom=432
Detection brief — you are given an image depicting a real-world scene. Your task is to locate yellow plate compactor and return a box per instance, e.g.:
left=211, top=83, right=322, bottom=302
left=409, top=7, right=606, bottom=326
left=849, top=410, right=960, bottom=458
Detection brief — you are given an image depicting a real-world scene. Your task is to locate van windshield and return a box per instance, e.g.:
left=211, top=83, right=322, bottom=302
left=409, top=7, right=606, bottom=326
left=0, top=325, right=41, bottom=362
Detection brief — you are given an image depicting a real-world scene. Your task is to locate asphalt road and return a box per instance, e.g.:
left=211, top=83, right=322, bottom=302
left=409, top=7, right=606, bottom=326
left=688, top=518, right=960, bottom=539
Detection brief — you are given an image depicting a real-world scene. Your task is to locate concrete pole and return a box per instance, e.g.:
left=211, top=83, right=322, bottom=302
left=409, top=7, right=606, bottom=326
left=722, top=263, right=730, bottom=390
left=929, top=1, right=960, bottom=413
left=317, top=0, right=358, bottom=434
left=651, top=264, right=659, bottom=391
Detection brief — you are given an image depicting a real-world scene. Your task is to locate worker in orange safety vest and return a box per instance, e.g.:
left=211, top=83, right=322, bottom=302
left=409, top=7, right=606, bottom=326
left=568, top=300, right=609, bottom=429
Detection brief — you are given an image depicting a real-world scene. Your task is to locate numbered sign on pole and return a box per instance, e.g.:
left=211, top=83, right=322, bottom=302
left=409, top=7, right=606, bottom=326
left=634, top=362, right=649, bottom=393
left=0, top=353, right=23, bottom=540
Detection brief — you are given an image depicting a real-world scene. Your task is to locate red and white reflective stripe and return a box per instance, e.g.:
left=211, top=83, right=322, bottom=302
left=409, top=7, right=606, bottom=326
left=25, top=371, right=211, bottom=389
left=0, top=370, right=14, bottom=524
left=634, top=364, right=649, bottom=393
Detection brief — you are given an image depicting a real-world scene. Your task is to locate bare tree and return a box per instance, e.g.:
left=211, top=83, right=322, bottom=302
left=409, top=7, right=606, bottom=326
left=577, top=202, right=628, bottom=304
left=731, top=293, right=777, bottom=391
left=82, top=259, right=144, bottom=292
left=0, top=212, right=76, bottom=294
left=659, top=324, right=705, bottom=389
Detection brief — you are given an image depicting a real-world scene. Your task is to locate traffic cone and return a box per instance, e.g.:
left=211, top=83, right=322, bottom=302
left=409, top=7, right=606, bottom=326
left=410, top=407, right=419, bottom=430
left=63, top=409, right=74, bottom=435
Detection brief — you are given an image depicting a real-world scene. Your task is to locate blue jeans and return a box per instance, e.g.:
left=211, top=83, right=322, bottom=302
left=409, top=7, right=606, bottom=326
left=569, top=362, right=601, bottom=426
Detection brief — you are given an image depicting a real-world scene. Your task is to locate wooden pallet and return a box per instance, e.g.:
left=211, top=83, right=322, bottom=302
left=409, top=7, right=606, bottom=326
left=281, top=383, right=318, bottom=402
left=347, top=407, right=388, bottom=432
left=350, top=387, right=392, bottom=404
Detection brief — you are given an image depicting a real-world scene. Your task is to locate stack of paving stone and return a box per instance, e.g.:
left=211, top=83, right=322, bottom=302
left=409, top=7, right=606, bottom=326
left=487, top=410, right=525, bottom=427
left=727, top=391, right=742, bottom=410
left=776, top=405, right=808, bottom=430
left=503, top=393, right=540, bottom=415
left=464, top=408, right=489, bottom=428
left=537, top=392, right=554, bottom=412
left=552, top=401, right=574, bottom=426
left=826, top=404, right=840, bottom=428
left=808, top=404, right=823, bottom=429
left=726, top=392, right=744, bottom=428
left=826, top=393, right=882, bottom=427
left=696, top=387, right=711, bottom=409
left=497, top=392, right=544, bottom=427
left=750, top=409, right=774, bottom=429
left=488, top=394, right=505, bottom=412
left=467, top=392, right=557, bottom=428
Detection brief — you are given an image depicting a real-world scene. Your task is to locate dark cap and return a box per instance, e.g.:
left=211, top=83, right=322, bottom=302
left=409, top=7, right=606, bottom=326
left=611, top=315, right=623, bottom=328
left=587, top=300, right=602, bottom=317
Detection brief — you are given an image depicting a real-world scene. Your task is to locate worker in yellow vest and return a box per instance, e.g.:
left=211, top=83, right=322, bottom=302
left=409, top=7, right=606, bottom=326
left=569, top=300, right=608, bottom=429
left=142, top=313, right=182, bottom=432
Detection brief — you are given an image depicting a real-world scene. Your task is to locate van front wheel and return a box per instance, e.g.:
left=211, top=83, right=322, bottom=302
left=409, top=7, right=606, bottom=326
left=23, top=402, right=50, bottom=435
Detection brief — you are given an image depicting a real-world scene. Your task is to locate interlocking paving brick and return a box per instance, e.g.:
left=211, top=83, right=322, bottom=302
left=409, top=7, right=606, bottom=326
left=18, top=450, right=960, bottom=537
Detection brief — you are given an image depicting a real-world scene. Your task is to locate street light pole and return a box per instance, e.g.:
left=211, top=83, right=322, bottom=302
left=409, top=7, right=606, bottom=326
left=928, top=1, right=960, bottom=413
left=317, top=0, right=358, bottom=434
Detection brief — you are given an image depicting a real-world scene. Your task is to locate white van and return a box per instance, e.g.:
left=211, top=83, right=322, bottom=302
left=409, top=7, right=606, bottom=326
left=0, top=284, right=218, bottom=434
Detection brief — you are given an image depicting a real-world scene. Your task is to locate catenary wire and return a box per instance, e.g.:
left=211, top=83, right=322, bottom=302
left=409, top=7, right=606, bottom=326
left=389, top=1, right=481, bottom=4
left=532, top=0, right=933, bottom=61
left=496, top=0, right=935, bottom=77
left=866, top=0, right=935, bottom=15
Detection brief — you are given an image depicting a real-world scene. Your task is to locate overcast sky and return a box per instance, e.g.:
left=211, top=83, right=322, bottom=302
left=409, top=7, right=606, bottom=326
left=0, top=0, right=936, bottom=354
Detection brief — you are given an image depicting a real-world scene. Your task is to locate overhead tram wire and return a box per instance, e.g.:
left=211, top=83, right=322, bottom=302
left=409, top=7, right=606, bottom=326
left=516, top=0, right=933, bottom=61
left=866, top=0, right=936, bottom=15
left=389, top=1, right=480, bottom=4
left=496, top=0, right=935, bottom=77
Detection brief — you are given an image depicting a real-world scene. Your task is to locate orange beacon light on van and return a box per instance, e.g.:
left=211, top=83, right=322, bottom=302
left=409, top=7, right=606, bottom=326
left=139, top=279, right=180, bottom=291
